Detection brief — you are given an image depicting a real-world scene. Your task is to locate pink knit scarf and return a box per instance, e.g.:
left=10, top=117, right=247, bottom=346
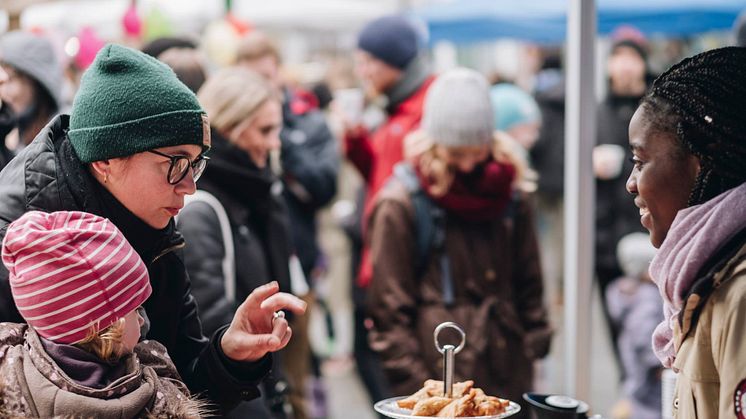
left=651, top=182, right=746, bottom=368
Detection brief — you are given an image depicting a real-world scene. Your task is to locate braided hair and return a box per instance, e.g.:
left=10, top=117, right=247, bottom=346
left=639, top=46, right=746, bottom=206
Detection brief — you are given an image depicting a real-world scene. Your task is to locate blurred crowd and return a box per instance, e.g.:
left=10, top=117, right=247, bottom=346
left=0, top=8, right=745, bottom=419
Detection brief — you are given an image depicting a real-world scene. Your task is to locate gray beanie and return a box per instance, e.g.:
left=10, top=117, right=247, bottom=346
left=616, top=232, right=657, bottom=279
left=0, top=31, right=63, bottom=109
left=422, top=67, right=494, bottom=147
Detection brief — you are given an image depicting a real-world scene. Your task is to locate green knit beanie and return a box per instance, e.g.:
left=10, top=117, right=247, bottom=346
left=68, top=44, right=210, bottom=163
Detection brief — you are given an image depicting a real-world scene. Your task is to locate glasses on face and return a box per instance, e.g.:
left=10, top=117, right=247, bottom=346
left=147, top=150, right=209, bottom=185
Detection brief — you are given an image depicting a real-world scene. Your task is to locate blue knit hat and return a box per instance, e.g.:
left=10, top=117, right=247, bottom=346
left=357, top=15, right=419, bottom=70
left=490, top=83, right=541, bottom=131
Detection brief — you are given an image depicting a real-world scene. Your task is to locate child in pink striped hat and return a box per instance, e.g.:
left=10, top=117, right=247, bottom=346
left=0, top=211, right=210, bottom=418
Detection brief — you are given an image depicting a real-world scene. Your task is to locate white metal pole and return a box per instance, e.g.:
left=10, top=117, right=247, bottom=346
left=564, top=0, right=596, bottom=403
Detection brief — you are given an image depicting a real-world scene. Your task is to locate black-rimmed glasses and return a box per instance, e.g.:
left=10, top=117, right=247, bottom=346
left=148, top=150, right=209, bottom=185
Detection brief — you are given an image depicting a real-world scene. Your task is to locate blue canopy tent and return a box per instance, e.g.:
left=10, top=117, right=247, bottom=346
left=417, top=0, right=746, bottom=44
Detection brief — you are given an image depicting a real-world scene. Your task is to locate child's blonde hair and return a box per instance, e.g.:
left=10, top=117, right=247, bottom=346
left=406, top=129, right=537, bottom=197
left=75, top=318, right=127, bottom=363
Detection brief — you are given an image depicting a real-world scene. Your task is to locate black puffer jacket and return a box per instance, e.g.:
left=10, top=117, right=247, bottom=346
left=280, top=89, right=339, bottom=276
left=530, top=69, right=565, bottom=201
left=0, top=115, right=270, bottom=414
left=178, top=130, right=293, bottom=336
left=595, top=93, right=647, bottom=281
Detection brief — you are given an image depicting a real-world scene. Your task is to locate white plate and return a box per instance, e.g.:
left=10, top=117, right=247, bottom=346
left=374, top=396, right=522, bottom=419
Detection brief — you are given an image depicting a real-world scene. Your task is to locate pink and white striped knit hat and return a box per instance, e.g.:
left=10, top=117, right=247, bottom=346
left=1, top=211, right=151, bottom=344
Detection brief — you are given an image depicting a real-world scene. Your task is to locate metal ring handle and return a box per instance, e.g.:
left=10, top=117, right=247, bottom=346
left=433, top=322, right=466, bottom=354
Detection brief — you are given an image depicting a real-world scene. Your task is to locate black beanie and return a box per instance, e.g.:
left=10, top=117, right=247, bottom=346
left=611, top=39, right=648, bottom=63
left=141, top=36, right=197, bottom=58
left=357, top=15, right=419, bottom=70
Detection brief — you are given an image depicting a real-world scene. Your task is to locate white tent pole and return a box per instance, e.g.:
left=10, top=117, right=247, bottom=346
left=563, top=0, right=596, bottom=402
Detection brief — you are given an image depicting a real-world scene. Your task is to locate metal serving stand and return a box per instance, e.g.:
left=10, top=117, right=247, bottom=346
left=374, top=322, right=522, bottom=419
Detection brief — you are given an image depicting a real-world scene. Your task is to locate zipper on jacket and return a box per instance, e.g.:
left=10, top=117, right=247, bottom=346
left=152, top=241, right=186, bottom=263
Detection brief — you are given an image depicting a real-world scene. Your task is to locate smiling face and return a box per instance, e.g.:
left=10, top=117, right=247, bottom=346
left=231, top=99, right=282, bottom=168
left=92, top=144, right=203, bottom=229
left=626, top=106, right=700, bottom=248
left=354, top=50, right=402, bottom=95
left=436, top=144, right=491, bottom=174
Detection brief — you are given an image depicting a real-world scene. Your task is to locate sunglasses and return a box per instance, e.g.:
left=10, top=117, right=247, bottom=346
left=147, top=150, right=209, bottom=185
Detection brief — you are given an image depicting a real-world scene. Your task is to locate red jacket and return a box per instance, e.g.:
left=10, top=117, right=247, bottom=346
left=345, top=76, right=435, bottom=287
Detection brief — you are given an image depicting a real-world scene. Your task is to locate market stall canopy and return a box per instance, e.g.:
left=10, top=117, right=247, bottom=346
left=416, top=0, right=745, bottom=44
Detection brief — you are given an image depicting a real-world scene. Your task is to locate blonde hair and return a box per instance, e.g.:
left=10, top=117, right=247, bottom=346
left=75, top=318, right=126, bottom=363
left=197, top=67, right=279, bottom=135
left=407, top=129, right=537, bottom=197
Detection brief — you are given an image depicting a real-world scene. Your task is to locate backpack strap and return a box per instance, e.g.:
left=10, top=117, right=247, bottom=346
left=392, top=163, right=454, bottom=306
left=181, top=190, right=237, bottom=304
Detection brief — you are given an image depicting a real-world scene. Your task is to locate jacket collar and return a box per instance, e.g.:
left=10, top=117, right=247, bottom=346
left=676, top=232, right=746, bottom=344
left=385, top=55, right=432, bottom=115
left=39, top=336, right=130, bottom=389
left=23, top=326, right=145, bottom=398
left=50, top=115, right=184, bottom=264
left=198, top=129, right=276, bottom=223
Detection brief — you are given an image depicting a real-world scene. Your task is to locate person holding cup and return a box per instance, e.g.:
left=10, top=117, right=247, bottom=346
left=595, top=34, right=652, bottom=373
left=342, top=14, right=437, bottom=406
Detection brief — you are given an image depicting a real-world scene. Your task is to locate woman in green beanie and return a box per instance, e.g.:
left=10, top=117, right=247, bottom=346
left=0, top=44, right=306, bottom=415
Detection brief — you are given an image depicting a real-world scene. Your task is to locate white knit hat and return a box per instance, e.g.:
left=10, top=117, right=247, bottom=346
left=422, top=67, right=494, bottom=148
left=616, top=232, right=657, bottom=279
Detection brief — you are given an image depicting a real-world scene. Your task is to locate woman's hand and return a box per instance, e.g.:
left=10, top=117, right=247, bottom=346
left=220, top=281, right=307, bottom=362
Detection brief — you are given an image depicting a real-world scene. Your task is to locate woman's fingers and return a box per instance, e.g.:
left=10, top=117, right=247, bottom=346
left=259, top=292, right=307, bottom=315
left=269, top=316, right=292, bottom=350
left=271, top=315, right=289, bottom=338
left=243, top=281, right=280, bottom=308
left=279, top=326, right=292, bottom=348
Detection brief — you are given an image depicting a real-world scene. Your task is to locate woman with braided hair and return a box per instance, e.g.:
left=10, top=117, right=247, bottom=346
left=625, top=46, right=746, bottom=418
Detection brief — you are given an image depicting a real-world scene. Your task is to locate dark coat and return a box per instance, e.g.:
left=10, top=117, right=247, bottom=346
left=177, top=130, right=294, bottom=336
left=595, top=93, right=647, bottom=280
left=280, top=89, right=339, bottom=277
left=366, top=180, right=552, bottom=411
left=0, top=323, right=210, bottom=418
left=0, top=115, right=270, bottom=414
left=530, top=69, right=565, bottom=202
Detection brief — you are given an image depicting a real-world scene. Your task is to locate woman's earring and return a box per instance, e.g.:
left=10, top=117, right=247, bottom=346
left=103, top=173, right=108, bottom=183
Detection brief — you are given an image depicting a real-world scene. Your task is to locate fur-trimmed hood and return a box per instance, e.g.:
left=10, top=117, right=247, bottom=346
left=0, top=323, right=212, bottom=418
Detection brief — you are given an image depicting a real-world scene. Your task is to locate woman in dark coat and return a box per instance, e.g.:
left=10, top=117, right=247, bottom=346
left=0, top=44, right=306, bottom=416
left=367, top=69, right=551, bottom=418
left=178, top=67, right=297, bottom=418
